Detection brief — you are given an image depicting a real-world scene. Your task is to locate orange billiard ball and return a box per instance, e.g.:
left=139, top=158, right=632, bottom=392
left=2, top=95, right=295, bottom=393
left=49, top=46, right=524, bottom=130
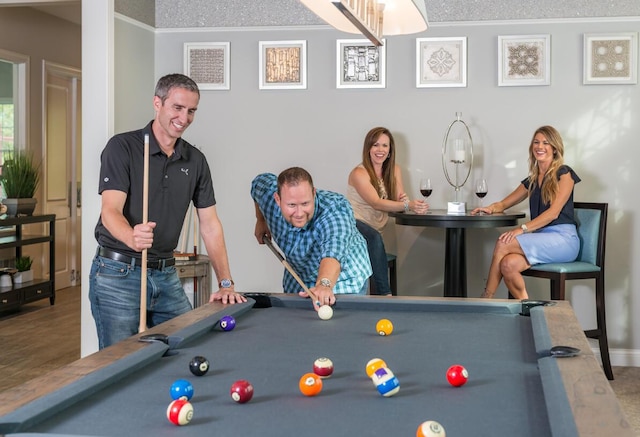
left=299, top=372, right=323, bottom=396
left=376, top=318, right=393, bottom=336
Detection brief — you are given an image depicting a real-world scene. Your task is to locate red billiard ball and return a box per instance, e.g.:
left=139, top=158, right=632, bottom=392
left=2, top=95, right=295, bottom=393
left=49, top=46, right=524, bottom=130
left=313, top=357, right=334, bottom=379
left=446, top=364, right=468, bottom=387
left=166, top=399, right=194, bottom=426
left=230, top=379, right=254, bottom=403
left=299, top=372, right=323, bottom=396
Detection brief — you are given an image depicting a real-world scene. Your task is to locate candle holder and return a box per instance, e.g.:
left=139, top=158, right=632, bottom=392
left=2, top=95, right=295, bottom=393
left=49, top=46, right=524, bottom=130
left=441, top=112, right=474, bottom=213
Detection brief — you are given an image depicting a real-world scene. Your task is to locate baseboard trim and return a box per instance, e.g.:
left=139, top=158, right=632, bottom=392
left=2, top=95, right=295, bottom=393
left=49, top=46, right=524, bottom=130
left=590, top=345, right=640, bottom=367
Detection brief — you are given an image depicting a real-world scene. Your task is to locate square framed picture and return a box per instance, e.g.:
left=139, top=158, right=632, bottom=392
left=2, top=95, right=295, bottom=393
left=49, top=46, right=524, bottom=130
left=416, top=37, right=467, bottom=88
left=184, top=42, right=230, bottom=90
left=498, top=35, right=550, bottom=86
left=336, top=39, right=386, bottom=89
left=258, top=40, right=307, bottom=90
left=583, top=32, right=638, bottom=85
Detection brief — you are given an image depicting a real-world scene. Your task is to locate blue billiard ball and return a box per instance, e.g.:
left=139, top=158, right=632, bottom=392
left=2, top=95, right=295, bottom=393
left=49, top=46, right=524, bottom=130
left=170, top=379, right=194, bottom=400
left=220, top=315, right=236, bottom=331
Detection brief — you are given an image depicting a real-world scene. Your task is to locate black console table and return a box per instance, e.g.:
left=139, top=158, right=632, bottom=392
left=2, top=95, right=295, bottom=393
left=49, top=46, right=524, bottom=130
left=0, top=214, right=55, bottom=312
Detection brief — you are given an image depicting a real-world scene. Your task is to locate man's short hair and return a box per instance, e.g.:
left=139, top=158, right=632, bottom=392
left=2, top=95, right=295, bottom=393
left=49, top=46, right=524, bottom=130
left=154, top=74, right=200, bottom=103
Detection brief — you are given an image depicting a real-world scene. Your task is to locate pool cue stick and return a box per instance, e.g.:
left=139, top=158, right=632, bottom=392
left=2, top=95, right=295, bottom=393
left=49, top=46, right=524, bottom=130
left=139, top=134, right=150, bottom=333
left=261, top=235, right=319, bottom=304
left=192, top=205, right=198, bottom=305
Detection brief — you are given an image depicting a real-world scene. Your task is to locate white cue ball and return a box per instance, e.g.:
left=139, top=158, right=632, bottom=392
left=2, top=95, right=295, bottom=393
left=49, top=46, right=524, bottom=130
left=317, top=305, right=333, bottom=320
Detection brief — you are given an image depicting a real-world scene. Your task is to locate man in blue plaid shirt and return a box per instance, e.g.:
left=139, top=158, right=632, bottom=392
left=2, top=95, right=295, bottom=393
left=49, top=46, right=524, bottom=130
left=251, top=167, right=372, bottom=309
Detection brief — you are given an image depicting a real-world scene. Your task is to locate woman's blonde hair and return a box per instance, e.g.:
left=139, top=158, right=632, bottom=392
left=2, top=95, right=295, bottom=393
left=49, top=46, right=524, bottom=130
left=361, top=127, right=398, bottom=200
left=526, top=125, right=565, bottom=205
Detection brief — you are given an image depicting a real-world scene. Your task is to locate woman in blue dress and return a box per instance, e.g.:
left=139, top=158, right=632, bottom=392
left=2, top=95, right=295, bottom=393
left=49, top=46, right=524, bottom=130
left=472, top=125, right=580, bottom=299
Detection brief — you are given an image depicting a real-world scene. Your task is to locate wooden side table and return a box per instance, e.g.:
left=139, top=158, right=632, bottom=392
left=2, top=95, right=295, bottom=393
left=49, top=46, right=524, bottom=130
left=176, top=254, right=211, bottom=308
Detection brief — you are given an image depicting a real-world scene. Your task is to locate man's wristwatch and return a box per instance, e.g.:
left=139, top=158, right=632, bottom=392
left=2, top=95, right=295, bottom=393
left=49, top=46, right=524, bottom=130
left=219, top=279, right=234, bottom=288
left=520, top=224, right=529, bottom=234
left=318, top=278, right=332, bottom=288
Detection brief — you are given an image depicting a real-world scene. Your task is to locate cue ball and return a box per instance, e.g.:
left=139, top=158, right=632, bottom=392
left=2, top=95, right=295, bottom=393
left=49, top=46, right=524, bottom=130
left=166, top=399, right=194, bottom=426
left=317, top=305, right=333, bottom=320
left=416, top=420, right=446, bottom=437
left=299, top=372, right=323, bottom=396
left=170, top=379, right=194, bottom=400
left=313, top=357, right=334, bottom=378
left=230, top=379, right=254, bottom=403
left=446, top=364, right=469, bottom=387
left=376, top=318, right=394, bottom=336
left=365, top=358, right=388, bottom=378
left=220, top=315, right=236, bottom=331
left=188, top=356, right=210, bottom=376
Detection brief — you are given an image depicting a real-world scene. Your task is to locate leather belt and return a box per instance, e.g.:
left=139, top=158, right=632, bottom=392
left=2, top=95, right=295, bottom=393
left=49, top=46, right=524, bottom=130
left=97, top=247, right=175, bottom=270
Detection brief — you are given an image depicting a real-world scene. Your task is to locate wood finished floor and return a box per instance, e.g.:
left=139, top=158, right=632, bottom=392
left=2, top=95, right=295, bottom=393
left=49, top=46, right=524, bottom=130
left=0, top=287, right=638, bottom=435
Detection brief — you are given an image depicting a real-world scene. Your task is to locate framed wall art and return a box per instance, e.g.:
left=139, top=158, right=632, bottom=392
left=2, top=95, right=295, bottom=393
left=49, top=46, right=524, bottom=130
left=583, top=32, right=638, bottom=85
left=183, top=42, right=230, bottom=90
left=336, top=39, right=386, bottom=89
left=416, top=37, right=467, bottom=88
left=258, top=40, right=307, bottom=90
left=497, top=35, right=550, bottom=87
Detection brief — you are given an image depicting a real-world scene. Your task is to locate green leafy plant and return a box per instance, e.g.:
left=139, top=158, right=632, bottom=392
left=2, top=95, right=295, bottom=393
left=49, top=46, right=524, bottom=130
left=15, top=256, right=32, bottom=272
left=0, top=151, right=41, bottom=198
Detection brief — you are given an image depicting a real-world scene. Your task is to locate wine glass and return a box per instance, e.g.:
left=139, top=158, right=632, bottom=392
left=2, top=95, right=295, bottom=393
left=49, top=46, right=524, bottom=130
left=419, top=178, right=432, bottom=199
left=475, top=178, right=488, bottom=213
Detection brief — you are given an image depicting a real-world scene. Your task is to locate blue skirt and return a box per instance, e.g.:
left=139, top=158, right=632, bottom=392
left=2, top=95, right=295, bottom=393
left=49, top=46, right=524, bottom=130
left=516, top=224, right=580, bottom=265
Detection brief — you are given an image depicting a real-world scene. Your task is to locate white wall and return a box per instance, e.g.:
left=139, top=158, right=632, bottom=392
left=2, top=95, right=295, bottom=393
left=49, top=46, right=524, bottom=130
left=83, top=8, right=640, bottom=365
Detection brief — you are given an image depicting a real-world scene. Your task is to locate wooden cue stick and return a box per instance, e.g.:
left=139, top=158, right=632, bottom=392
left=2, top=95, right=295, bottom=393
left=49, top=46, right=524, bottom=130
left=192, top=205, right=198, bottom=304
left=139, top=134, right=150, bottom=333
left=261, top=235, right=319, bottom=303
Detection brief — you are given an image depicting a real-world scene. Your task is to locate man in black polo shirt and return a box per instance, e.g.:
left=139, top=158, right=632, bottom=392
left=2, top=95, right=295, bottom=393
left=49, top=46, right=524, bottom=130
left=90, top=73, right=245, bottom=349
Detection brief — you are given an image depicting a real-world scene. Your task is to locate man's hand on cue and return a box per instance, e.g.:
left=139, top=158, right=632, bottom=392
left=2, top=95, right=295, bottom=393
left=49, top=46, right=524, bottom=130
left=299, top=288, right=336, bottom=311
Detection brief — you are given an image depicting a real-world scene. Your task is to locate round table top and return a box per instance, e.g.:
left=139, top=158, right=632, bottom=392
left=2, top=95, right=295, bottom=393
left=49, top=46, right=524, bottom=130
left=390, top=210, right=526, bottom=229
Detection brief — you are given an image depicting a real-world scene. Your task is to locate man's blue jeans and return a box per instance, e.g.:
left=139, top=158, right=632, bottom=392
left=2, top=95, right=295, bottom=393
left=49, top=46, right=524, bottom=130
left=356, top=220, right=391, bottom=296
left=89, top=253, right=192, bottom=349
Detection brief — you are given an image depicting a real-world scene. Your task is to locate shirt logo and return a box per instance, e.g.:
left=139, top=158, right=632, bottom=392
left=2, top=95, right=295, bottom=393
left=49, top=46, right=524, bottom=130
left=181, top=168, right=189, bottom=176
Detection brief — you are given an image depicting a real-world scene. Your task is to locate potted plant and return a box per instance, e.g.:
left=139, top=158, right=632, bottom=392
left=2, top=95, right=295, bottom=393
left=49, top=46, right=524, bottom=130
left=14, top=255, right=33, bottom=283
left=0, top=151, right=41, bottom=216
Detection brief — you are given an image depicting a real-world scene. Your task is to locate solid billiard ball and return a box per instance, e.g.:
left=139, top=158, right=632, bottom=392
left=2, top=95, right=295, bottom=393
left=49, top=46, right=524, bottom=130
left=365, top=358, right=387, bottom=378
left=230, top=379, right=254, bottom=403
left=416, top=420, right=446, bottom=437
left=313, top=357, right=334, bottom=378
left=220, top=315, right=236, bottom=331
left=299, top=372, right=323, bottom=396
left=372, top=367, right=400, bottom=397
left=317, top=305, right=333, bottom=320
left=376, top=318, right=393, bottom=336
left=446, top=364, right=468, bottom=387
left=170, top=379, right=194, bottom=400
left=166, top=399, right=194, bottom=426
left=189, top=356, right=210, bottom=376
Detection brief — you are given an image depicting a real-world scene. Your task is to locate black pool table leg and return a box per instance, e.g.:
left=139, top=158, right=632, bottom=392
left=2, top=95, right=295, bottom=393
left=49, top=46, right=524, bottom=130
left=444, top=228, right=467, bottom=297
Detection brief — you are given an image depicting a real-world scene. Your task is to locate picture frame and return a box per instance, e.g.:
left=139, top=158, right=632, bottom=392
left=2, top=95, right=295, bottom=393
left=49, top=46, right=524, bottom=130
left=416, top=37, right=467, bottom=88
left=183, top=42, right=230, bottom=90
left=258, top=40, right=307, bottom=90
left=336, top=39, right=386, bottom=89
left=497, top=35, right=550, bottom=86
left=583, top=32, right=638, bottom=85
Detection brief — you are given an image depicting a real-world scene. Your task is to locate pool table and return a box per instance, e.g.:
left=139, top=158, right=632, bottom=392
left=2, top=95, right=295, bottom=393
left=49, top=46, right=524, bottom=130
left=0, top=295, right=631, bottom=436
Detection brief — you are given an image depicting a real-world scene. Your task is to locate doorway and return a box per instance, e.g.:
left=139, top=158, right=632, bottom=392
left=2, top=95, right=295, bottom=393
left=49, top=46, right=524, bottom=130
left=43, top=62, right=82, bottom=288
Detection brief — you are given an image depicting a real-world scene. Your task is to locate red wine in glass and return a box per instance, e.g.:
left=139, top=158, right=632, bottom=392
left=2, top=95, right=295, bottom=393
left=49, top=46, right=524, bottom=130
left=420, top=188, right=432, bottom=197
left=475, top=179, right=488, bottom=213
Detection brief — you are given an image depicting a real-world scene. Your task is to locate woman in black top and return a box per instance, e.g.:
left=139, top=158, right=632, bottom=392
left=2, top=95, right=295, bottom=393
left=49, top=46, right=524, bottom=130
left=472, top=125, right=580, bottom=299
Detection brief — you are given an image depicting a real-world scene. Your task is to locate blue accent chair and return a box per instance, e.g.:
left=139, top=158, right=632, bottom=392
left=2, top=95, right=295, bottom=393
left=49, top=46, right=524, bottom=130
left=521, top=202, right=612, bottom=380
